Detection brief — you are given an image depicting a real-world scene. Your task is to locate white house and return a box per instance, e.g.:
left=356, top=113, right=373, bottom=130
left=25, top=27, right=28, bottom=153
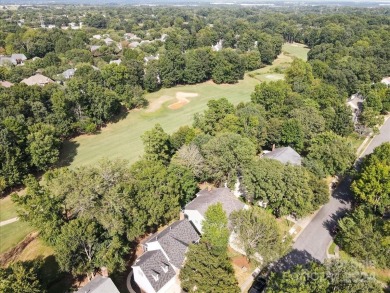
left=132, top=220, right=199, bottom=293
left=0, top=54, right=27, bottom=66
left=62, top=68, right=76, bottom=79
left=212, top=39, right=223, bottom=52
left=184, top=187, right=246, bottom=234
left=381, top=76, right=390, bottom=86
left=109, top=59, right=122, bottom=65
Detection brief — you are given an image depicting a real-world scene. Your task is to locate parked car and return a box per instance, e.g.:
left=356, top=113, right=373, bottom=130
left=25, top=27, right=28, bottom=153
left=248, top=276, right=267, bottom=293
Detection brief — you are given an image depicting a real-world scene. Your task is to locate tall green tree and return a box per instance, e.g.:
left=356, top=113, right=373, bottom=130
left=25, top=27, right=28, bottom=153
left=306, top=131, right=355, bottom=176
left=202, top=203, right=230, bottom=251
left=230, top=207, right=291, bottom=266
left=141, top=124, right=172, bottom=163
left=202, top=133, right=256, bottom=185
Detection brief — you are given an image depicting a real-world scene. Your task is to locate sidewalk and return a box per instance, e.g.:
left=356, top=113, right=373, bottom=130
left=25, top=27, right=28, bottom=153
left=0, top=217, right=19, bottom=227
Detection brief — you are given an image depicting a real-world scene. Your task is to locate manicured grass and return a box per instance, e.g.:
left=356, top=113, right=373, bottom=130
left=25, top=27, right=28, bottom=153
left=14, top=238, right=54, bottom=262
left=282, top=42, right=310, bottom=61
left=328, top=241, right=337, bottom=255
left=0, top=220, right=34, bottom=254
left=0, top=196, right=18, bottom=222
left=62, top=43, right=309, bottom=169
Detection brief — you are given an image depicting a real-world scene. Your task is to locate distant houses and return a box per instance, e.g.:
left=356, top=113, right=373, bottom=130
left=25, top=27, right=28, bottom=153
left=212, top=39, right=223, bottom=52
left=21, top=74, right=54, bottom=86
left=0, top=53, right=27, bottom=66
left=381, top=76, right=390, bottom=87
left=61, top=68, right=76, bottom=79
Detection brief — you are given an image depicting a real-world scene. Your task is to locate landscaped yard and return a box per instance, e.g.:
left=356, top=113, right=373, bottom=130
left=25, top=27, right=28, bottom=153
left=61, top=43, right=309, bottom=169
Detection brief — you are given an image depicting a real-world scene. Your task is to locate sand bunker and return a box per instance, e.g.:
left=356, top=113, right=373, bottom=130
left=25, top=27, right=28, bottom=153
left=168, top=92, right=198, bottom=110
left=146, top=92, right=199, bottom=112
left=146, top=95, right=173, bottom=113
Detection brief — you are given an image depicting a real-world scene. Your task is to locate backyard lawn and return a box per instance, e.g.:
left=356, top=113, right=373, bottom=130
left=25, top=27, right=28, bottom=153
left=0, top=196, right=18, bottom=222
left=61, top=43, right=309, bottom=169
left=0, top=220, right=34, bottom=254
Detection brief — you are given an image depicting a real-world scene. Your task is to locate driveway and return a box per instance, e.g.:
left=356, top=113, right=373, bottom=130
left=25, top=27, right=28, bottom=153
left=273, top=118, right=390, bottom=271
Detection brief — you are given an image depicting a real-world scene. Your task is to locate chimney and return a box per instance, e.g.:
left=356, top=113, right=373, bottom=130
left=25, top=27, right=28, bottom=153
left=272, top=144, right=276, bottom=151
left=152, top=272, right=159, bottom=282
left=101, top=267, right=108, bottom=278
left=162, top=264, right=169, bottom=273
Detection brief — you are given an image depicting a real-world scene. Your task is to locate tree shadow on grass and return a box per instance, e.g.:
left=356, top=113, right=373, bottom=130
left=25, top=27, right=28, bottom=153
left=58, top=140, right=80, bottom=168
left=271, top=249, right=320, bottom=273
left=111, top=105, right=129, bottom=124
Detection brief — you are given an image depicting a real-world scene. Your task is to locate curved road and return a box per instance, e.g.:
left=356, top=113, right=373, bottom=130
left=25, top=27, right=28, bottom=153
left=274, top=118, right=390, bottom=271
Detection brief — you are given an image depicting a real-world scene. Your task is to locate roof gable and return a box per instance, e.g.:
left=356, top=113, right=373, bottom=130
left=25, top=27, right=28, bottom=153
left=133, top=250, right=176, bottom=292
left=145, top=220, right=200, bottom=268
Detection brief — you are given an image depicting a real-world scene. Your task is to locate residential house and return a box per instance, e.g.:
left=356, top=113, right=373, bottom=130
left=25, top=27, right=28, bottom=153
left=381, top=76, right=390, bottom=86
left=76, top=274, right=119, bottom=293
left=144, top=54, right=159, bottom=63
left=90, top=45, right=101, bottom=52
left=347, top=93, right=364, bottom=124
left=184, top=187, right=245, bottom=234
left=93, top=34, right=102, bottom=40
left=109, top=59, right=122, bottom=65
left=0, top=53, right=27, bottom=66
left=124, top=33, right=138, bottom=41
left=262, top=146, right=302, bottom=166
left=160, top=34, right=168, bottom=42
left=11, top=54, right=27, bottom=64
left=21, top=74, right=54, bottom=86
left=0, top=81, right=14, bottom=88
left=62, top=68, right=76, bottom=79
left=212, top=39, right=223, bottom=52
left=104, top=37, right=114, bottom=46
left=129, top=41, right=140, bottom=49
left=132, top=250, right=177, bottom=293
left=133, top=220, right=199, bottom=293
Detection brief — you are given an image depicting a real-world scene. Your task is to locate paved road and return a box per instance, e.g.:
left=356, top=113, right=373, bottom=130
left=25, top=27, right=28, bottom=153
left=273, top=118, right=390, bottom=271
left=361, top=117, right=390, bottom=156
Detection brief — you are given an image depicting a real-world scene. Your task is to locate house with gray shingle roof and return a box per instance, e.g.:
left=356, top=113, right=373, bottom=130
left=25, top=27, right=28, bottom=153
left=132, top=250, right=177, bottom=293
left=76, top=275, right=119, bottom=293
left=184, top=187, right=246, bottom=233
left=62, top=68, right=76, bottom=79
left=262, top=146, right=301, bottom=166
left=133, top=219, right=199, bottom=293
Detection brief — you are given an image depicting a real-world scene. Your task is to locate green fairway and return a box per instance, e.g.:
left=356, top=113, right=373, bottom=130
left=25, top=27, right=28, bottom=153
left=0, top=220, right=34, bottom=254
left=61, top=43, right=309, bottom=168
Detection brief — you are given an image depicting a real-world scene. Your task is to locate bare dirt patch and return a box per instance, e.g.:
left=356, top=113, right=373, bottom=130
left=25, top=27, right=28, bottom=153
left=146, top=95, right=173, bottom=113
left=168, top=92, right=198, bottom=110
left=0, top=232, right=38, bottom=267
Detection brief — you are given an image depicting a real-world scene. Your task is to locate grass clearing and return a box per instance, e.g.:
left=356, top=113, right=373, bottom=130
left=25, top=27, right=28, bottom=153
left=62, top=43, right=309, bottom=169
left=0, top=220, right=34, bottom=254
left=0, top=196, right=18, bottom=222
